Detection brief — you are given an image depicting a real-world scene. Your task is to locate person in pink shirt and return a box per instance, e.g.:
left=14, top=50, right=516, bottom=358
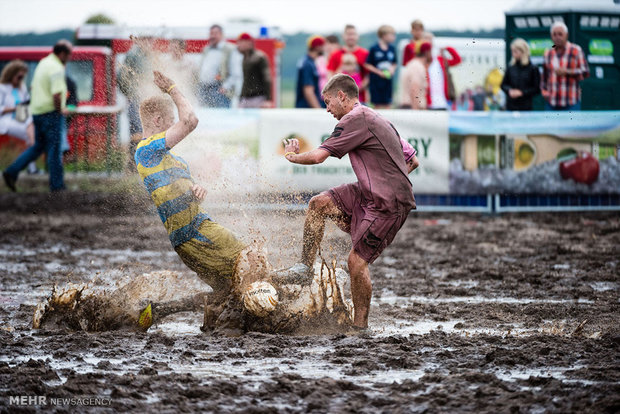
left=339, top=53, right=363, bottom=88
left=277, top=74, right=419, bottom=330
left=326, top=25, right=369, bottom=103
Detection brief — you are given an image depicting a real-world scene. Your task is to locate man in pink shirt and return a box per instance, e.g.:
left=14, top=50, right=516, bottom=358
left=278, top=74, right=419, bottom=329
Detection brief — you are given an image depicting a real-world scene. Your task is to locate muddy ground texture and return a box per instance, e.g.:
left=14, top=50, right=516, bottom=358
left=0, top=189, right=618, bottom=413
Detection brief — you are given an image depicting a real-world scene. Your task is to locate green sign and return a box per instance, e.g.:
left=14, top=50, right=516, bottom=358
left=528, top=39, right=553, bottom=56
left=589, top=39, right=613, bottom=56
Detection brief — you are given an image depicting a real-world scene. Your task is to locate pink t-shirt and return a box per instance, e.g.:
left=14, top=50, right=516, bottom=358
left=319, top=104, right=416, bottom=214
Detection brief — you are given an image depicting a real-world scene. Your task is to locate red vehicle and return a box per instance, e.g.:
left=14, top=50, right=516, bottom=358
left=0, top=46, right=118, bottom=168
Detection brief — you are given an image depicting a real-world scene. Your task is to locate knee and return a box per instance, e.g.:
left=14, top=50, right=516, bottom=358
left=347, top=251, right=368, bottom=277
left=308, top=194, right=332, bottom=214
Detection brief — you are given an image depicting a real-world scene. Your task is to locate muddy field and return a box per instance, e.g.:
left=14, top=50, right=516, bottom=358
left=0, top=186, right=619, bottom=413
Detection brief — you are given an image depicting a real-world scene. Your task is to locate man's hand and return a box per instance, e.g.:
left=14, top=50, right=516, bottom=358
left=154, top=71, right=175, bottom=93
left=283, top=138, right=300, bottom=155
left=191, top=184, right=207, bottom=202
left=260, top=100, right=274, bottom=108
left=555, top=67, right=568, bottom=76
left=508, top=89, right=523, bottom=99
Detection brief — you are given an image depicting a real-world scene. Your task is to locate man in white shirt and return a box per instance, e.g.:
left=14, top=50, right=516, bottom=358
left=198, top=24, right=242, bottom=108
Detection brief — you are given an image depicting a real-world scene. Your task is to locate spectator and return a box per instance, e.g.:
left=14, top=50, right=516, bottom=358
left=425, top=32, right=461, bottom=110
left=485, top=67, right=505, bottom=110
left=339, top=53, right=363, bottom=89
left=402, top=19, right=425, bottom=66
left=501, top=38, right=540, bottom=111
left=400, top=41, right=432, bottom=109
left=237, top=33, right=272, bottom=108
left=166, top=39, right=199, bottom=94
left=541, top=22, right=589, bottom=111
left=364, top=25, right=398, bottom=109
left=3, top=40, right=72, bottom=192
left=317, top=35, right=340, bottom=92
left=0, top=60, right=37, bottom=174
left=198, top=24, right=241, bottom=108
left=471, top=85, right=486, bottom=111
left=327, top=25, right=369, bottom=103
left=295, top=35, right=326, bottom=109
left=118, top=35, right=155, bottom=156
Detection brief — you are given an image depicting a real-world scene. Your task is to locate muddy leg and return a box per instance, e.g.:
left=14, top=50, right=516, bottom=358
left=301, top=194, right=348, bottom=267
left=348, top=249, right=371, bottom=329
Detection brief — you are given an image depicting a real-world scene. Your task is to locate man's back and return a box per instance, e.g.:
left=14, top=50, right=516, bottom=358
left=30, top=53, right=66, bottom=115
left=320, top=105, right=416, bottom=214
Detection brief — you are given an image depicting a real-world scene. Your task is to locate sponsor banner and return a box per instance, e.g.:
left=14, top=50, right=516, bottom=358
left=259, top=109, right=450, bottom=193
left=449, top=112, right=620, bottom=195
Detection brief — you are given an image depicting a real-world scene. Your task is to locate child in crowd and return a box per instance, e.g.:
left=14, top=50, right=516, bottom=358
left=364, top=25, right=398, bottom=109
left=338, top=53, right=363, bottom=89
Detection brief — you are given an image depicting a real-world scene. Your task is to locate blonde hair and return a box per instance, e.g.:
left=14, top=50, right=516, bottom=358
left=139, top=96, right=174, bottom=130
left=377, top=25, right=395, bottom=39
left=0, top=60, right=28, bottom=85
left=411, top=19, right=424, bottom=30
left=510, top=38, right=530, bottom=66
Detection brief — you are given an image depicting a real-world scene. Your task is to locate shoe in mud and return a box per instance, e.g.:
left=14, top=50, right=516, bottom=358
left=213, top=297, right=245, bottom=337
left=3, top=171, right=16, bottom=192
left=273, top=263, right=313, bottom=286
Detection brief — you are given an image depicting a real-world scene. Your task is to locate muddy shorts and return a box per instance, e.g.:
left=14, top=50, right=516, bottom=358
left=327, top=183, right=410, bottom=264
left=174, top=220, right=246, bottom=292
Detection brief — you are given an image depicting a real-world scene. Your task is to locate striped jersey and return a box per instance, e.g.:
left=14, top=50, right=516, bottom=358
left=135, top=132, right=211, bottom=247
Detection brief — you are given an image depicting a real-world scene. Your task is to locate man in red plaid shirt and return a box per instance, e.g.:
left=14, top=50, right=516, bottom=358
left=541, top=22, right=589, bottom=111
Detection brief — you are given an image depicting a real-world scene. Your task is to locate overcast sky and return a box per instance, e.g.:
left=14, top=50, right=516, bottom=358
left=1, top=0, right=522, bottom=34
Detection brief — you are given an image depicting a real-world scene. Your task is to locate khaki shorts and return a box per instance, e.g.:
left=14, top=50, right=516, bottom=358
left=174, top=219, right=246, bottom=293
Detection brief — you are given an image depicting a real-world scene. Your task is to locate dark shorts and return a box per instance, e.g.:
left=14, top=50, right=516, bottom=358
left=327, top=183, right=410, bottom=264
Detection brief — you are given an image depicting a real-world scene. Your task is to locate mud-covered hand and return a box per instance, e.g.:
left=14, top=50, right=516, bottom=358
left=154, top=71, right=175, bottom=94
left=191, top=184, right=207, bottom=202
left=283, top=138, right=300, bottom=155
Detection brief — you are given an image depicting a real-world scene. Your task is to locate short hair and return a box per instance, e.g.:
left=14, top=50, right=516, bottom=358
left=550, top=21, right=568, bottom=34
left=53, top=39, right=73, bottom=56
left=170, top=38, right=186, bottom=50
left=411, top=19, right=424, bottom=30
left=344, top=24, right=356, bottom=32
left=325, top=35, right=340, bottom=45
left=139, top=96, right=174, bottom=130
left=0, top=59, right=28, bottom=84
left=377, top=25, right=395, bottom=38
left=510, top=38, right=530, bottom=66
left=322, top=73, right=359, bottom=99
left=210, top=24, right=223, bottom=33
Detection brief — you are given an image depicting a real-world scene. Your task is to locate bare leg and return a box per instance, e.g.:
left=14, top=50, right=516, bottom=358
left=348, top=249, right=371, bottom=328
left=301, top=193, right=348, bottom=267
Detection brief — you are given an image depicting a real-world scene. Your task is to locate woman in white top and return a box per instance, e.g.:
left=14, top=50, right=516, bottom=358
left=0, top=60, right=34, bottom=143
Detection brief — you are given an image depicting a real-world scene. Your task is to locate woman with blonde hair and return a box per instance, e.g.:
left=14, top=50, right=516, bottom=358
left=500, top=38, right=540, bottom=110
left=0, top=60, right=38, bottom=174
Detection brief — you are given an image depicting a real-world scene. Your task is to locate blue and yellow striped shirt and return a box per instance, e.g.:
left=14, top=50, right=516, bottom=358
left=135, top=132, right=211, bottom=247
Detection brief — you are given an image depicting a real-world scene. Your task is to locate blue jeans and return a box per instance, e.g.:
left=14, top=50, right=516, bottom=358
left=5, top=111, right=65, bottom=191
left=544, top=101, right=581, bottom=111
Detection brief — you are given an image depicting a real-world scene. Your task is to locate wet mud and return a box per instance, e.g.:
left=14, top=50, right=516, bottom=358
left=0, top=191, right=618, bottom=413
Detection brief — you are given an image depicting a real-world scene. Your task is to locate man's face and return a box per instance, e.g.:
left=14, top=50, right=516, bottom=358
left=343, top=28, right=358, bottom=48
left=59, top=49, right=72, bottom=65
left=412, top=26, right=424, bottom=40
left=551, top=27, right=568, bottom=48
left=237, top=39, right=252, bottom=53
left=383, top=32, right=396, bottom=45
left=323, top=91, right=346, bottom=120
left=209, top=27, right=223, bottom=45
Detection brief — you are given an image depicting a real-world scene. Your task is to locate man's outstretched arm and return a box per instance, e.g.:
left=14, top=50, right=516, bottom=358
left=283, top=138, right=330, bottom=165
left=153, top=71, right=199, bottom=149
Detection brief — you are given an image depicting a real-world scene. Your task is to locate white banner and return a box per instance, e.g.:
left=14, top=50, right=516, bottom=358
left=259, top=109, right=450, bottom=194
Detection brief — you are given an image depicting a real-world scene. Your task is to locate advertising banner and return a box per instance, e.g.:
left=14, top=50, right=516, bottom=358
left=449, top=112, right=620, bottom=195
left=259, top=109, right=450, bottom=194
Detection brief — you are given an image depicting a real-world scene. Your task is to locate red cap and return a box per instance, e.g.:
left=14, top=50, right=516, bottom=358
left=238, top=32, right=253, bottom=41
left=307, top=35, right=326, bottom=50
left=417, top=41, right=431, bottom=55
